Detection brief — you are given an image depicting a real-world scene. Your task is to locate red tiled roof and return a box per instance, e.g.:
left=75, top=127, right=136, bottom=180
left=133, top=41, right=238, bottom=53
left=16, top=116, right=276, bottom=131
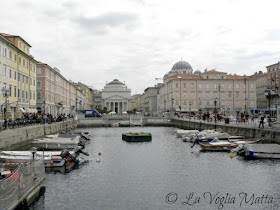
left=0, top=33, right=17, bottom=37
left=168, top=74, right=203, bottom=80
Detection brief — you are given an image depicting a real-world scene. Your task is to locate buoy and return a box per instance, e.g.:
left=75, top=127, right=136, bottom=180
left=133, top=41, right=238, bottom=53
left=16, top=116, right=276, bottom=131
left=98, top=152, right=101, bottom=156
left=96, top=159, right=100, bottom=162
left=229, top=152, right=234, bottom=158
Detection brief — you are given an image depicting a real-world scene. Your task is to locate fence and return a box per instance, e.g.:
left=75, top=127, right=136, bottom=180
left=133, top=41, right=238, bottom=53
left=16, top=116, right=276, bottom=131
left=0, top=158, right=45, bottom=210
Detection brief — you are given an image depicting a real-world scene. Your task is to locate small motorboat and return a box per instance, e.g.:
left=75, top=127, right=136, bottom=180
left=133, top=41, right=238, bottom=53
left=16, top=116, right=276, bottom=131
left=182, top=130, right=219, bottom=142
left=236, top=143, right=280, bottom=159
left=177, top=129, right=199, bottom=138
left=0, top=146, right=89, bottom=167
left=199, top=132, right=245, bottom=143
left=33, top=134, right=81, bottom=150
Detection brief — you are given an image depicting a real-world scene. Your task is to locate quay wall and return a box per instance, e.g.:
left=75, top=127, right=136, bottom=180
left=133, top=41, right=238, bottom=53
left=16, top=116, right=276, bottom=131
left=77, top=116, right=280, bottom=143
left=0, top=119, right=77, bottom=150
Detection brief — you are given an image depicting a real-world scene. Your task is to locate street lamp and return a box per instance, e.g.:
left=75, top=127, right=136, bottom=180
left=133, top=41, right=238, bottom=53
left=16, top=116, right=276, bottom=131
left=2, top=87, right=10, bottom=129
left=164, top=100, right=166, bottom=112
left=171, top=98, right=174, bottom=112
left=30, top=146, right=37, bottom=185
left=264, top=87, right=275, bottom=127
left=42, top=98, right=46, bottom=114
left=214, top=97, right=218, bottom=129
left=189, top=102, right=192, bottom=121
left=244, top=75, right=247, bottom=114
left=76, top=98, right=78, bottom=113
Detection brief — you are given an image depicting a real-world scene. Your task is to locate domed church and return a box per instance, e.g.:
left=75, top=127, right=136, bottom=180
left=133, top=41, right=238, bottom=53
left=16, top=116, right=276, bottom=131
left=101, top=79, right=131, bottom=113
left=163, top=61, right=194, bottom=79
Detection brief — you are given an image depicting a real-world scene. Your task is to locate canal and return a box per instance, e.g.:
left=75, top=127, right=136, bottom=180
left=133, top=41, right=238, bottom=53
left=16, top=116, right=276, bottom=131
left=32, top=127, right=280, bottom=209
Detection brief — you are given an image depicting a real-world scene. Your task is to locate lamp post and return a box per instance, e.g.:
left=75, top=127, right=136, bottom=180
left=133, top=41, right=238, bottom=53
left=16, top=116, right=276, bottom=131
left=42, top=98, right=46, bottom=114
left=76, top=98, right=78, bottom=113
left=264, top=87, right=275, bottom=127
left=214, top=97, right=218, bottom=130
left=30, top=146, right=37, bottom=185
left=2, top=87, right=10, bottom=129
left=189, top=102, right=192, bottom=121
left=244, top=75, right=247, bottom=114
left=171, top=98, right=174, bottom=112
left=164, top=100, right=166, bottom=112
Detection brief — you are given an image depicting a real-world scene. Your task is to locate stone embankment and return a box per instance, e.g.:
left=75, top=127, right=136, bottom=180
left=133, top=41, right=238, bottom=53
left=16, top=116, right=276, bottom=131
left=0, top=119, right=77, bottom=150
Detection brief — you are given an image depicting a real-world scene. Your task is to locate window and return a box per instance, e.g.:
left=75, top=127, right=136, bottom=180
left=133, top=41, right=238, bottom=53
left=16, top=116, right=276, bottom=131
left=229, top=84, right=232, bottom=89
left=14, top=54, right=17, bottom=62
left=176, top=101, right=178, bottom=105
left=199, top=83, right=202, bottom=89
left=206, top=76, right=209, bottom=79
left=9, top=86, right=12, bottom=96
left=33, top=91, right=35, bottom=100
left=24, top=46, right=25, bottom=51
left=183, top=92, right=186, bottom=98
left=221, top=76, right=224, bottom=79
left=191, top=83, right=194, bottom=89
left=184, top=101, right=186, bottom=105
left=37, top=92, right=41, bottom=100
left=184, top=83, right=186, bottom=88
left=206, top=83, right=209, bottom=89
left=27, top=62, right=28, bottom=69
left=20, top=42, right=22, bottom=48
left=22, top=90, right=24, bottom=98
left=251, top=84, right=254, bottom=88
left=14, top=86, right=17, bottom=97
left=228, top=92, right=232, bottom=98
left=221, top=93, right=224, bottom=99
left=4, top=65, right=7, bottom=77
left=221, top=84, right=224, bottom=89
left=191, top=92, right=194, bottom=98
left=14, top=71, right=16, bottom=80
left=9, top=69, right=11, bottom=78
left=236, top=92, right=239, bottom=98
left=26, top=91, right=28, bottom=99
left=37, top=68, right=41, bottom=74
left=236, top=84, right=239, bottom=89
left=19, top=57, right=21, bottom=64
left=206, top=92, right=210, bottom=98
left=18, top=89, right=20, bottom=98
left=176, top=83, right=178, bottom=88
left=4, top=48, right=7, bottom=57
left=214, top=84, right=217, bottom=89
left=23, top=59, right=25, bottom=66
left=176, top=92, right=179, bottom=97
left=9, top=51, right=12, bottom=59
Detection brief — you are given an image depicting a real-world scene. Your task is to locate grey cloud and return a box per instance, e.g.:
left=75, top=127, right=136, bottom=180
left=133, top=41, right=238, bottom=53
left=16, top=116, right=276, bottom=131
left=73, top=12, right=139, bottom=34
left=265, top=29, right=280, bottom=41
left=237, top=51, right=277, bottom=60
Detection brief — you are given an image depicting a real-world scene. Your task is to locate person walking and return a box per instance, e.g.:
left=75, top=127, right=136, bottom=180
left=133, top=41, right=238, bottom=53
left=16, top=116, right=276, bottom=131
left=259, top=114, right=264, bottom=129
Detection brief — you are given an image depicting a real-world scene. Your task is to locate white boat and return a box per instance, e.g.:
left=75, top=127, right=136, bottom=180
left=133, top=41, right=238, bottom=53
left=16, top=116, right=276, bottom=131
left=177, top=129, right=199, bottom=138
left=0, top=146, right=89, bottom=167
left=242, top=144, right=280, bottom=159
left=33, top=135, right=80, bottom=150
left=0, top=152, right=66, bottom=167
left=199, top=138, right=262, bottom=152
left=182, top=130, right=219, bottom=142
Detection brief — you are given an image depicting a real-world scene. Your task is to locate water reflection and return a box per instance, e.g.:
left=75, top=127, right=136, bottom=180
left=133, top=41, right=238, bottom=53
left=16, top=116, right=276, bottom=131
left=32, top=127, right=280, bottom=209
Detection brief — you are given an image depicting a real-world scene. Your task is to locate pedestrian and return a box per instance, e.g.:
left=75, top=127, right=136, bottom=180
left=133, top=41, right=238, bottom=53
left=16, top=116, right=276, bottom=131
left=259, top=114, right=264, bottom=129
left=251, top=114, right=255, bottom=123
left=236, top=115, right=239, bottom=124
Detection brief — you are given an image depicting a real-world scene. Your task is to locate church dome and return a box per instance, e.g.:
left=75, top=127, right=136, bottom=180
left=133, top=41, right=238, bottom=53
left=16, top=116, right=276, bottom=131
left=164, top=60, right=193, bottom=79
left=171, top=61, right=193, bottom=71
left=105, top=79, right=127, bottom=90
left=194, top=70, right=202, bottom=74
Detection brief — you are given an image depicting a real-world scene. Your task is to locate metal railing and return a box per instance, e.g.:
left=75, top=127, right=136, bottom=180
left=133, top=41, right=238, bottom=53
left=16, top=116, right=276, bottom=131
left=0, top=158, right=45, bottom=210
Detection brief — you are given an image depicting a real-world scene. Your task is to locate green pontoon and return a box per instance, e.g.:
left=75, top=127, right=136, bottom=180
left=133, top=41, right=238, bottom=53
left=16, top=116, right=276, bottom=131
left=122, top=132, right=152, bottom=142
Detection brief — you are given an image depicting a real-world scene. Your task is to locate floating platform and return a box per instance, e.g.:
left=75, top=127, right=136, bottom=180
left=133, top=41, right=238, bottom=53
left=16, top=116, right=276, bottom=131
left=122, top=132, right=152, bottom=142
left=119, top=123, right=130, bottom=127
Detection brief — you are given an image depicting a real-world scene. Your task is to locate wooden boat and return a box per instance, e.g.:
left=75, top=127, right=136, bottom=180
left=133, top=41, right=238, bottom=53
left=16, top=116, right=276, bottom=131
left=122, top=132, right=152, bottom=142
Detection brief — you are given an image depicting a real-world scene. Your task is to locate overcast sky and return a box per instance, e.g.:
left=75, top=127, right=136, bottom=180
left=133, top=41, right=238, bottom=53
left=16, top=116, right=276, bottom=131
left=1, top=0, right=280, bottom=94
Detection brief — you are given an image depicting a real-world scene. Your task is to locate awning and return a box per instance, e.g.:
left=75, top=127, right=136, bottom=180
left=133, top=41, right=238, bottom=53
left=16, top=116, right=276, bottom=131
left=26, top=108, right=32, bottom=113
left=20, top=108, right=26, bottom=113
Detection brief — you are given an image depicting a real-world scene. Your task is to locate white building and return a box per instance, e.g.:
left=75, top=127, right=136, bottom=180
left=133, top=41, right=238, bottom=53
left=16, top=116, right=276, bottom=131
left=101, top=79, right=131, bottom=113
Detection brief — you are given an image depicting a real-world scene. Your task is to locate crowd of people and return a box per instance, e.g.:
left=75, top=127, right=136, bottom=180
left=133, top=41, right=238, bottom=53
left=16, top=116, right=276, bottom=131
left=3, top=113, right=73, bottom=129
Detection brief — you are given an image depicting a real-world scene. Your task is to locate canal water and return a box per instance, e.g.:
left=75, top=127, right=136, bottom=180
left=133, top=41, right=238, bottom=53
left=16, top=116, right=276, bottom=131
left=32, top=127, right=280, bottom=210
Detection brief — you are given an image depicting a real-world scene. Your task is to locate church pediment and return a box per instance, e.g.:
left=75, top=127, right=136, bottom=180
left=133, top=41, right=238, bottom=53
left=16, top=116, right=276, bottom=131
left=103, top=95, right=130, bottom=100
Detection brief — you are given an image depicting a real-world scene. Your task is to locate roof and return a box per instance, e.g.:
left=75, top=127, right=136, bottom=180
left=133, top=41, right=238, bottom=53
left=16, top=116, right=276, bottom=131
left=226, top=75, right=255, bottom=80
left=107, top=79, right=125, bottom=85
left=203, top=70, right=226, bottom=74
left=0, top=32, right=32, bottom=47
left=167, top=74, right=203, bottom=80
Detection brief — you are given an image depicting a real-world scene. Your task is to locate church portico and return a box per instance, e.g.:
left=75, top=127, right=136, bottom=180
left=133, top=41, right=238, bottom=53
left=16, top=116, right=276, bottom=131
left=102, top=79, right=131, bottom=114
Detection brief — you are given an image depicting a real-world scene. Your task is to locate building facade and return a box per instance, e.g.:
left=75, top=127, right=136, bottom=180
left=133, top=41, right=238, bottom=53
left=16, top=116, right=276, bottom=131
left=159, top=61, right=257, bottom=116
left=101, top=79, right=131, bottom=113
left=36, top=63, right=76, bottom=116
left=266, top=62, right=280, bottom=108
left=251, top=71, right=268, bottom=109
left=0, top=33, right=37, bottom=119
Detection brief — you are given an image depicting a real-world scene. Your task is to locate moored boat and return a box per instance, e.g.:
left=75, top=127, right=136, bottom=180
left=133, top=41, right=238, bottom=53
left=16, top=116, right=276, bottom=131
left=239, top=144, right=280, bottom=159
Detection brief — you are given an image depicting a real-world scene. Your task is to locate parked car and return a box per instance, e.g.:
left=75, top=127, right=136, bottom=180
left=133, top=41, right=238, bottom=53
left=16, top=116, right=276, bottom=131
left=108, top=112, right=116, bottom=115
